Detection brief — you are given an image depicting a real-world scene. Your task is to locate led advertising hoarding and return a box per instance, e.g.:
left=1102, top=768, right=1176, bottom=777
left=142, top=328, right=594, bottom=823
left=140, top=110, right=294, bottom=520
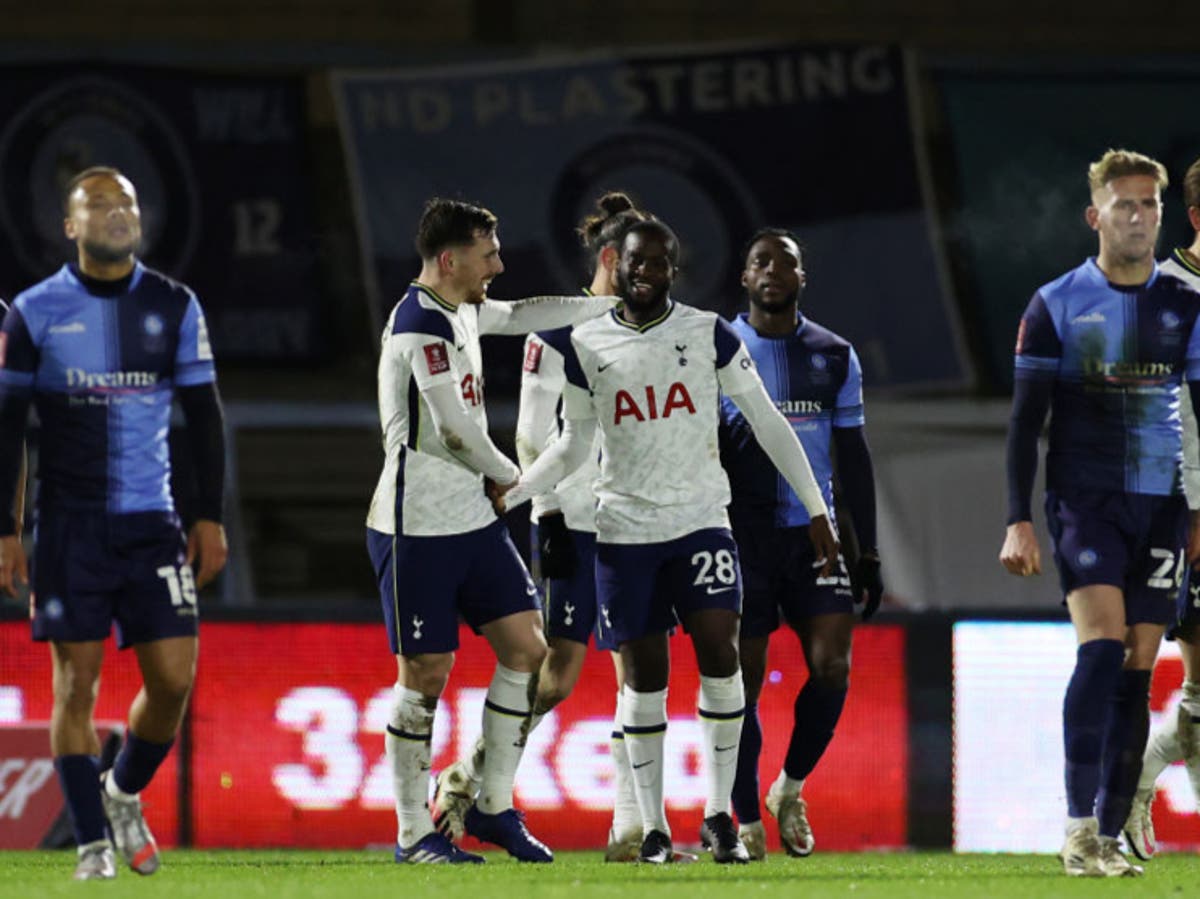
left=1, top=620, right=905, bottom=850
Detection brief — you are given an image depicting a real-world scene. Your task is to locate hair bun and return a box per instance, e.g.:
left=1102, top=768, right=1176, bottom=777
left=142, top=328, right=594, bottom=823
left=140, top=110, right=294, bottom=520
left=597, top=192, right=634, bottom=216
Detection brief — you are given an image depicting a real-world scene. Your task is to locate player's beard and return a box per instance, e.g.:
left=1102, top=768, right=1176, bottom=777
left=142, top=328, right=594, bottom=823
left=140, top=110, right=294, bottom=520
left=460, top=275, right=491, bottom=305
left=82, top=234, right=140, bottom=265
left=748, top=285, right=800, bottom=315
left=615, top=268, right=669, bottom=313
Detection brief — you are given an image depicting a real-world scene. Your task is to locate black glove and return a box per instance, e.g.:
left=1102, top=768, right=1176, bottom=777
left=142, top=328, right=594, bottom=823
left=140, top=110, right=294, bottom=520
left=851, top=552, right=883, bottom=621
left=537, top=512, right=577, bottom=580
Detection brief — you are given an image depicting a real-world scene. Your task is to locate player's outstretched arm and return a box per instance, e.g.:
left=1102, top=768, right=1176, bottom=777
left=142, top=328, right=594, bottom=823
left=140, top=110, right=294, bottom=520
left=504, top=415, right=597, bottom=512
left=478, top=294, right=617, bottom=336
left=423, top=380, right=521, bottom=485
left=727, top=382, right=839, bottom=574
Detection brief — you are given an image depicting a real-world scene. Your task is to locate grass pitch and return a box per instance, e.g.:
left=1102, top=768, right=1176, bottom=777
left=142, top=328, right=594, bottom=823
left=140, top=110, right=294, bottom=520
left=2, top=849, right=1196, bottom=898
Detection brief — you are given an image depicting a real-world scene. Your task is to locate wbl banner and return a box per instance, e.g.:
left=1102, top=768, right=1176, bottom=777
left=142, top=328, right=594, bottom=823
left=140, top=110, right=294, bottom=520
left=0, top=619, right=907, bottom=850
left=0, top=65, right=322, bottom=360
left=334, top=45, right=968, bottom=390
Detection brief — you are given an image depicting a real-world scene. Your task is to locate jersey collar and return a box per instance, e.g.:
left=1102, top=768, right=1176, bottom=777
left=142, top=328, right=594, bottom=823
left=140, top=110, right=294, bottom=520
left=611, top=299, right=674, bottom=333
left=1172, top=247, right=1200, bottom=278
left=410, top=280, right=457, bottom=313
left=736, top=310, right=807, bottom=339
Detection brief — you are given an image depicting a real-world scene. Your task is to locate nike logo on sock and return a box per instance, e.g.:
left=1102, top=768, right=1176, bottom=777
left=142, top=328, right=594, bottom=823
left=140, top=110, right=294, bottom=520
left=598, top=362, right=615, bottom=372
left=632, top=760, right=654, bottom=769
left=715, top=745, right=738, bottom=753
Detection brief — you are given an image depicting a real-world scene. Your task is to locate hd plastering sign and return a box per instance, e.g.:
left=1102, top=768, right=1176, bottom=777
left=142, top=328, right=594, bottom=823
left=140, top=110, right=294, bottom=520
left=334, top=44, right=968, bottom=389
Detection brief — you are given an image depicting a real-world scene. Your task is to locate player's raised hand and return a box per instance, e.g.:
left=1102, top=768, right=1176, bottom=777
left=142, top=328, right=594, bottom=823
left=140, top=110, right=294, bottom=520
left=187, top=519, right=228, bottom=589
left=999, top=520, right=1041, bottom=576
left=0, top=535, right=28, bottom=598
left=537, top=511, right=577, bottom=579
left=807, top=514, right=840, bottom=578
left=851, top=551, right=884, bottom=621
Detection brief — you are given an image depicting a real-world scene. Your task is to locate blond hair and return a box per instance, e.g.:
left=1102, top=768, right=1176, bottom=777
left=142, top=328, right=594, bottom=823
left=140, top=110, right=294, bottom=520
left=1087, top=149, right=1168, bottom=193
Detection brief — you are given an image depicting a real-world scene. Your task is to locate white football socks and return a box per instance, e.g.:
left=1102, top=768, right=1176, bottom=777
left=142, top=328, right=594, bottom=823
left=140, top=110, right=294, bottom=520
left=387, top=684, right=436, bottom=847
left=610, top=689, right=641, bottom=838
left=699, top=673, right=745, bottom=818
left=477, top=664, right=534, bottom=814
left=623, top=686, right=669, bottom=835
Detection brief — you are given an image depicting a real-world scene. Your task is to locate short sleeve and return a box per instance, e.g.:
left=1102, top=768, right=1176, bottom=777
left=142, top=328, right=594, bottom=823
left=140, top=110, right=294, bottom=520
left=1013, top=291, right=1062, bottom=381
left=402, top=336, right=457, bottom=391
left=563, top=330, right=590, bottom=391
left=0, top=302, right=38, bottom=391
left=524, top=330, right=567, bottom=395
left=710, top=331, right=758, bottom=393
left=174, top=293, right=217, bottom=386
left=833, top=346, right=865, bottom=428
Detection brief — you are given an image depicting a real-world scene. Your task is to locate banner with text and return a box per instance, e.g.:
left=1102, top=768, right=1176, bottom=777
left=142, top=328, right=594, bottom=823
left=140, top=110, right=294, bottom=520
left=0, top=620, right=907, bottom=850
left=334, top=45, right=967, bottom=391
left=0, top=65, right=322, bottom=360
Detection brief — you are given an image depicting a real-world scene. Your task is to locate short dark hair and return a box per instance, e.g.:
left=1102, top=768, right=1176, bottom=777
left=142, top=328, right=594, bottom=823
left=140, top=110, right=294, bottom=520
left=62, top=166, right=127, bottom=212
left=1184, top=158, right=1200, bottom=211
left=621, top=219, right=680, bottom=266
left=415, top=198, right=498, bottom=259
left=741, top=227, right=803, bottom=265
left=577, top=191, right=651, bottom=264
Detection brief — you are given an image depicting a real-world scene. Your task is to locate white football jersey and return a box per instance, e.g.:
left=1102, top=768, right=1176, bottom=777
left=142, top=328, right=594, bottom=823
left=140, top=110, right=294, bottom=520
left=520, top=328, right=601, bottom=533
left=560, top=301, right=762, bottom=544
left=1162, top=249, right=1200, bottom=509
left=367, top=283, right=503, bottom=536
left=368, top=283, right=616, bottom=537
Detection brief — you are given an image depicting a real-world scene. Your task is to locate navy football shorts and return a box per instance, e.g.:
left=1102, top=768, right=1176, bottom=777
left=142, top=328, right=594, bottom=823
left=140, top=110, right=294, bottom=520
left=538, top=530, right=617, bottom=651
left=1168, top=564, right=1200, bottom=640
left=367, top=518, right=540, bottom=656
left=1045, top=488, right=1186, bottom=626
left=31, top=508, right=197, bottom=649
left=595, top=527, right=742, bottom=646
left=733, top=520, right=853, bottom=639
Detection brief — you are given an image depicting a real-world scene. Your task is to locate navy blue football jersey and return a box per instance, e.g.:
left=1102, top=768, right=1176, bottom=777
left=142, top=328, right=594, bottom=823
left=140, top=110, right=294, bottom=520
left=0, top=263, right=216, bottom=513
left=720, top=313, right=864, bottom=527
left=1015, top=258, right=1200, bottom=496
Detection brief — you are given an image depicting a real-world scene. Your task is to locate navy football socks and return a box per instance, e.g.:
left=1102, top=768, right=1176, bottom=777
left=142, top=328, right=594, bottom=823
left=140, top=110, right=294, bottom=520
left=54, top=755, right=107, bottom=845
left=730, top=702, right=763, bottom=824
left=1096, top=668, right=1152, bottom=837
left=1062, top=638, right=1124, bottom=819
left=784, top=678, right=848, bottom=780
left=112, top=730, right=174, bottom=795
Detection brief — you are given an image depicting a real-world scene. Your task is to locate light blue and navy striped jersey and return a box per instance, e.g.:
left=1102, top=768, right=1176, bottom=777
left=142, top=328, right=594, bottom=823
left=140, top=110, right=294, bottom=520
left=719, top=312, right=864, bottom=527
left=1015, top=258, right=1200, bottom=496
left=0, top=263, right=216, bottom=514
